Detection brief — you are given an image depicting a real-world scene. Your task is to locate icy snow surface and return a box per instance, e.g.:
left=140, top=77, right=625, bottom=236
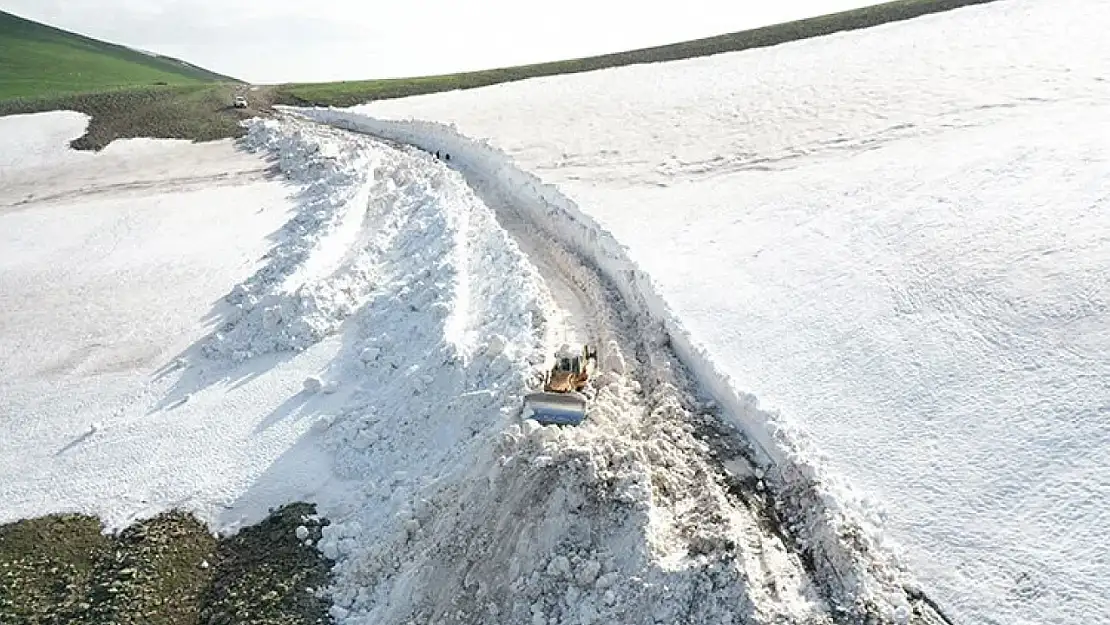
left=348, top=1, right=1110, bottom=624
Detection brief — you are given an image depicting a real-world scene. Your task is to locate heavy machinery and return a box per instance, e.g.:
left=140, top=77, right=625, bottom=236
left=522, top=344, right=598, bottom=425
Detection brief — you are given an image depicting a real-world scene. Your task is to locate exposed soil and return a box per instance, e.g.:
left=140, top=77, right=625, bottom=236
left=0, top=84, right=278, bottom=151
left=0, top=503, right=333, bottom=625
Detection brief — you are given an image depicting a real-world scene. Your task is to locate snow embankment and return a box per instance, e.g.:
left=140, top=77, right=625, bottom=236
left=198, top=122, right=382, bottom=361
left=296, top=109, right=923, bottom=621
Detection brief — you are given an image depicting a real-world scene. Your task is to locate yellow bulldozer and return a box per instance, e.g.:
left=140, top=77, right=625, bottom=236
left=522, top=344, right=598, bottom=425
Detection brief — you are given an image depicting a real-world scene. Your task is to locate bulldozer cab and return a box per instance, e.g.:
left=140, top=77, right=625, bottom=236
left=522, top=344, right=598, bottom=426
left=556, top=355, right=580, bottom=373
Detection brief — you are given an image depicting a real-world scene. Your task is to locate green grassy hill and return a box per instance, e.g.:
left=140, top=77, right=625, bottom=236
left=275, top=0, right=999, bottom=107
left=0, top=0, right=998, bottom=150
left=0, top=10, right=236, bottom=100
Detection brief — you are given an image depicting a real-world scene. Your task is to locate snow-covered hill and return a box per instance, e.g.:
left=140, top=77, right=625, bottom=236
left=332, top=1, right=1110, bottom=624
left=8, top=112, right=941, bottom=624
left=6, top=1, right=1107, bottom=624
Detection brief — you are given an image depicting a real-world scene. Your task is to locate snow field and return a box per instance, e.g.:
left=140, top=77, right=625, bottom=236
left=195, top=120, right=384, bottom=362
left=352, top=0, right=1109, bottom=194
left=298, top=109, right=935, bottom=623
left=0, top=113, right=311, bottom=530
left=0, top=111, right=276, bottom=211
left=0, top=111, right=91, bottom=175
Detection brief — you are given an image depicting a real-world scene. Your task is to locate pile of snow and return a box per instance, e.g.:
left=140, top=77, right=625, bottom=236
left=197, top=120, right=382, bottom=361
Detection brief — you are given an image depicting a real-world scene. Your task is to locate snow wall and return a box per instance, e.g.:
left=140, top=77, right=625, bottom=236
left=292, top=107, right=934, bottom=619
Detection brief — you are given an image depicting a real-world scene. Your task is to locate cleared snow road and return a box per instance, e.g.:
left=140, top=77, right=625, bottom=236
left=306, top=111, right=956, bottom=625
left=464, top=158, right=834, bottom=623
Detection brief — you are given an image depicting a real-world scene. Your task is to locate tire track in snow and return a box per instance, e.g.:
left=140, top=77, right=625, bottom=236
left=0, top=168, right=275, bottom=212
left=296, top=108, right=956, bottom=625
left=473, top=165, right=833, bottom=623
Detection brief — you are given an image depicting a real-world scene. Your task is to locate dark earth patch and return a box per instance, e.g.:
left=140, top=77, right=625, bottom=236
left=0, top=84, right=276, bottom=151
left=0, top=503, right=332, bottom=625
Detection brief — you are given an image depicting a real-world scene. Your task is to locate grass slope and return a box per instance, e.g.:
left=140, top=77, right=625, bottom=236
left=0, top=84, right=270, bottom=151
left=0, top=10, right=236, bottom=101
left=275, top=0, right=1000, bottom=107
left=0, top=0, right=997, bottom=150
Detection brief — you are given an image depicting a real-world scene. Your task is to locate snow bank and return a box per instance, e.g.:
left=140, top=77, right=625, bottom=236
left=297, top=108, right=920, bottom=620
left=0, top=110, right=90, bottom=173
left=197, top=120, right=383, bottom=361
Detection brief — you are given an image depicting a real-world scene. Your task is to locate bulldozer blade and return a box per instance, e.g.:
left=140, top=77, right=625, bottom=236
left=522, top=391, right=588, bottom=426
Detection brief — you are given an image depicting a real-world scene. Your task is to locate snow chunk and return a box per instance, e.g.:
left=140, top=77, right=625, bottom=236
left=303, top=376, right=323, bottom=393
left=575, top=560, right=602, bottom=586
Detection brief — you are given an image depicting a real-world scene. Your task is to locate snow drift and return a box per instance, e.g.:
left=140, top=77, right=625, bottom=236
left=295, top=108, right=932, bottom=622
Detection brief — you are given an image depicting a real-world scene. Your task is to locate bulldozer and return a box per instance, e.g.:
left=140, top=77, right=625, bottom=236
left=522, top=344, right=598, bottom=425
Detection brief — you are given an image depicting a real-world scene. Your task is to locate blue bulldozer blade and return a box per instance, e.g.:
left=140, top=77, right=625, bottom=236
left=521, top=391, right=588, bottom=426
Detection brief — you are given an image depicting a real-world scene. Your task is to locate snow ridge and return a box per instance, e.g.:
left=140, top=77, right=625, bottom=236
left=198, top=120, right=382, bottom=362
left=229, top=121, right=574, bottom=624
left=296, top=108, right=932, bottom=622
left=233, top=118, right=831, bottom=625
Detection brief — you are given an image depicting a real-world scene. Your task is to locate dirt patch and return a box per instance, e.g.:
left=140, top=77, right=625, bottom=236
left=0, top=84, right=278, bottom=151
left=0, top=503, right=332, bottom=625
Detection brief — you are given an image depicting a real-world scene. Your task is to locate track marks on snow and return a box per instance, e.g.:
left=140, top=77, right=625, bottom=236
left=1, top=168, right=277, bottom=214
left=299, top=108, right=958, bottom=625
left=384, top=129, right=832, bottom=624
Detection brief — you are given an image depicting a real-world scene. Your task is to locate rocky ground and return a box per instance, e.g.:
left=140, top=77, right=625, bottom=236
left=0, top=503, right=332, bottom=625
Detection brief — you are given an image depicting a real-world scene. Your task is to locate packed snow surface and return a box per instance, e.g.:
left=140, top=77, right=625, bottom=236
left=0, top=113, right=317, bottom=530
left=348, top=1, right=1110, bottom=624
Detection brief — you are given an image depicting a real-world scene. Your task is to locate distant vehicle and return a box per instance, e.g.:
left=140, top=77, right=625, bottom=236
left=233, top=95, right=248, bottom=109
